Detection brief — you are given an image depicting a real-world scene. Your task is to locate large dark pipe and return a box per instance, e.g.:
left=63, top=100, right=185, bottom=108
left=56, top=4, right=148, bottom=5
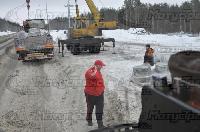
left=168, top=50, right=200, bottom=82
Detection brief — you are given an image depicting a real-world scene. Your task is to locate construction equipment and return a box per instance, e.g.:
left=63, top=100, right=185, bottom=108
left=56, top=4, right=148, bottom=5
left=14, top=19, right=54, bottom=61
left=58, top=0, right=117, bottom=56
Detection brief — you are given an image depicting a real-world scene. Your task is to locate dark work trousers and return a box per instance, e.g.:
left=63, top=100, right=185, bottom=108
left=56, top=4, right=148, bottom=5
left=85, top=92, right=104, bottom=122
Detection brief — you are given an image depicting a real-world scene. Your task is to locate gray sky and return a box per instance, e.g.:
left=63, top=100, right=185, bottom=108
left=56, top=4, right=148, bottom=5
left=0, top=0, right=191, bottom=24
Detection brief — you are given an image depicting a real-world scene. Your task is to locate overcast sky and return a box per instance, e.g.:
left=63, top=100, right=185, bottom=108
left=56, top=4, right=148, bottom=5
left=0, top=0, right=191, bottom=24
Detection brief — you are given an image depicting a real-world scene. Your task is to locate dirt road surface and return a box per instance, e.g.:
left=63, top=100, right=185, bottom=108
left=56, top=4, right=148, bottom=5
left=0, top=41, right=143, bottom=132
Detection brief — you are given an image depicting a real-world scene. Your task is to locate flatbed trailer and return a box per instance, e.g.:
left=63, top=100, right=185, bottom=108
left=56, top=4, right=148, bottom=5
left=14, top=35, right=54, bottom=61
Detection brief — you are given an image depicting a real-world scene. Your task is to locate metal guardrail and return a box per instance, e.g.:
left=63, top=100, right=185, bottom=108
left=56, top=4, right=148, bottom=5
left=0, top=33, right=16, bottom=44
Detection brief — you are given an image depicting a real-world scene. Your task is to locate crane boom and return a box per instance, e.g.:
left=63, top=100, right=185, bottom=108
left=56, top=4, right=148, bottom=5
left=85, top=0, right=101, bottom=23
left=75, top=0, right=80, bottom=18
left=71, top=0, right=117, bottom=38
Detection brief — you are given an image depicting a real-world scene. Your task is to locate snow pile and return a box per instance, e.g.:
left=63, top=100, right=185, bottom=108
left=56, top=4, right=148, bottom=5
left=127, top=28, right=148, bottom=35
left=50, top=30, right=68, bottom=42
left=0, top=31, right=15, bottom=36
left=103, top=29, right=200, bottom=47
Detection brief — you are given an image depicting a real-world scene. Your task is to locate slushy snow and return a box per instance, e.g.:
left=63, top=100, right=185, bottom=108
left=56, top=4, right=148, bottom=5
left=0, top=31, right=15, bottom=36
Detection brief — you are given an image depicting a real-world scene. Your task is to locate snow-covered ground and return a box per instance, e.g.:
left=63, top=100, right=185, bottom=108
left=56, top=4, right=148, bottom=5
left=103, top=28, right=200, bottom=47
left=0, top=31, right=15, bottom=36
left=0, top=40, right=143, bottom=132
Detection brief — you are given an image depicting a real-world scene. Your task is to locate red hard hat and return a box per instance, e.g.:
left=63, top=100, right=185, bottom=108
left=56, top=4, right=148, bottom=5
left=94, top=60, right=106, bottom=66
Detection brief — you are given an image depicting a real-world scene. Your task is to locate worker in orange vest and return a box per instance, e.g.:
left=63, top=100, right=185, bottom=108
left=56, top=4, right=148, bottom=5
left=84, top=60, right=106, bottom=128
left=144, top=44, right=155, bottom=66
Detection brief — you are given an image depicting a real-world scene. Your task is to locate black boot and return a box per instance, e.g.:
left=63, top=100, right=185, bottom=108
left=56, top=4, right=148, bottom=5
left=87, top=120, right=93, bottom=126
left=97, top=121, right=105, bottom=128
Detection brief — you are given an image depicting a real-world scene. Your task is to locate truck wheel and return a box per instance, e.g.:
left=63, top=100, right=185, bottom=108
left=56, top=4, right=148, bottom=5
left=89, top=46, right=100, bottom=53
left=89, top=46, right=95, bottom=53
left=71, top=45, right=80, bottom=55
left=94, top=47, right=100, bottom=53
left=19, top=52, right=26, bottom=60
left=67, top=45, right=70, bottom=50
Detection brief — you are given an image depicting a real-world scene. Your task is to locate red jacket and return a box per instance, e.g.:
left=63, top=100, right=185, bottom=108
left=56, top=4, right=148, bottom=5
left=84, top=66, right=105, bottom=96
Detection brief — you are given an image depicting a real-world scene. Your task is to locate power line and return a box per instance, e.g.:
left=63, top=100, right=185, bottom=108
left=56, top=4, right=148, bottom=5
left=4, top=3, right=26, bottom=21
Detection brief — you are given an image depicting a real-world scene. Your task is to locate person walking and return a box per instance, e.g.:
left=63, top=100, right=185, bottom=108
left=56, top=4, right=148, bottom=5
left=84, top=60, right=106, bottom=128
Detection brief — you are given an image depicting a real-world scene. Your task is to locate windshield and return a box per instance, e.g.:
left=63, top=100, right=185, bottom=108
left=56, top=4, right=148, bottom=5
left=27, top=19, right=46, bottom=29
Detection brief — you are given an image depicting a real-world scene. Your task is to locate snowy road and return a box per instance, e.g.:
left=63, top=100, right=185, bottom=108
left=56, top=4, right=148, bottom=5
left=0, top=41, right=145, bottom=132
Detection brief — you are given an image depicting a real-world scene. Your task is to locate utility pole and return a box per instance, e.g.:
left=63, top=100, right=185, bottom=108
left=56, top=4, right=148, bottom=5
left=46, top=3, right=50, bottom=33
left=65, top=0, right=74, bottom=29
left=26, top=0, right=30, bottom=19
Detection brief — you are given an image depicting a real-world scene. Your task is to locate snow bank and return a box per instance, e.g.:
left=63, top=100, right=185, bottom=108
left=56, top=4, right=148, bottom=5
left=103, top=28, right=200, bottom=47
left=128, top=28, right=148, bottom=35
left=0, top=31, right=15, bottom=36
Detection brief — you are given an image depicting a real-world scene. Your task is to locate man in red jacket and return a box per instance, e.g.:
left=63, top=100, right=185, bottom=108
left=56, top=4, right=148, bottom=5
left=84, top=60, right=106, bottom=128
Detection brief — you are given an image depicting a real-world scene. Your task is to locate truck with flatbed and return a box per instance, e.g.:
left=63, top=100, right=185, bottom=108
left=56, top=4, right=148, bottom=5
left=14, top=19, right=54, bottom=61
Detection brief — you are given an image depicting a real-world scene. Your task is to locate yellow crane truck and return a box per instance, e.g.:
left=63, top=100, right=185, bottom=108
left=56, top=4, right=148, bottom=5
left=58, top=0, right=117, bottom=56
